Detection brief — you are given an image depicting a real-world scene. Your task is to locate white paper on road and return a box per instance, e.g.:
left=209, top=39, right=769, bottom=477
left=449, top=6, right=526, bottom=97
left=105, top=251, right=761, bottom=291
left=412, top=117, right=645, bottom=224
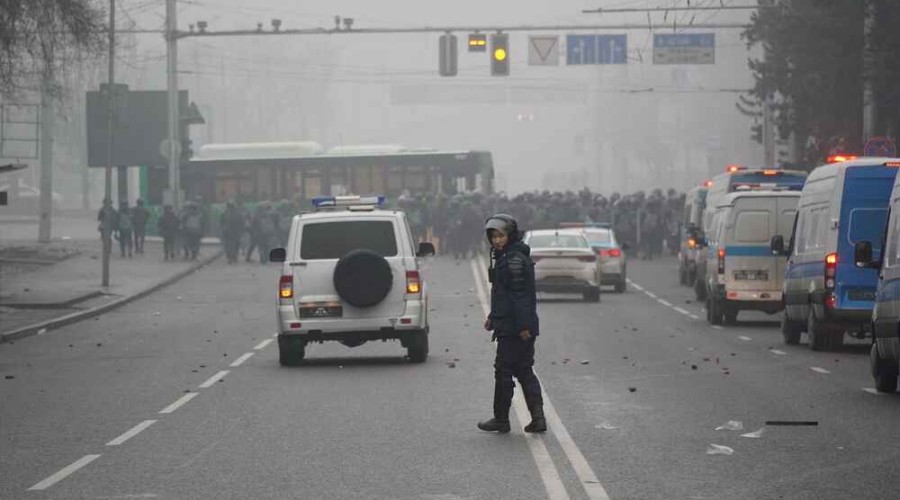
left=707, top=444, right=734, bottom=455
left=715, top=420, right=744, bottom=431
left=741, top=428, right=765, bottom=438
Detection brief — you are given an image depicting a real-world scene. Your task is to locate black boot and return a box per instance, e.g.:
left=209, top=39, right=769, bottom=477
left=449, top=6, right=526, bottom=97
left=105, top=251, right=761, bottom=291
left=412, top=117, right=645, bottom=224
left=477, top=418, right=511, bottom=433
left=524, top=405, right=547, bottom=433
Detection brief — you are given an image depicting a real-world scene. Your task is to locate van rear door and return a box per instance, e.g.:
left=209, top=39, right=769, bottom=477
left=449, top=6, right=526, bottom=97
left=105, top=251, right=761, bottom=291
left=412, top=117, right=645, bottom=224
left=726, top=197, right=780, bottom=294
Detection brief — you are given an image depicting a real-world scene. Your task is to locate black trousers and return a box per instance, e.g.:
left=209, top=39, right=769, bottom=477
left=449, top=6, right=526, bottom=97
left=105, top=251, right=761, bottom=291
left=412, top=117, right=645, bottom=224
left=493, top=336, right=543, bottom=422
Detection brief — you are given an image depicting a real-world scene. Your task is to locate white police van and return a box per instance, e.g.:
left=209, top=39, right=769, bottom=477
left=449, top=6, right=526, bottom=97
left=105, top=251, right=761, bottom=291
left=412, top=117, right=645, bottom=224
left=269, top=195, right=435, bottom=365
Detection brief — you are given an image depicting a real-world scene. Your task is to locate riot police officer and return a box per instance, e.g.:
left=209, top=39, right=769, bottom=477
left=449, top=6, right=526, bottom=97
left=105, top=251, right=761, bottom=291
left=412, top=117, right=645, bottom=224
left=478, top=214, right=546, bottom=434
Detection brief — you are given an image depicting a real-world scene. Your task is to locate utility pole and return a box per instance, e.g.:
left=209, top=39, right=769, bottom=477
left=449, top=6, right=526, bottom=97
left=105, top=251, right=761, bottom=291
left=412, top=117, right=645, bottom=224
left=166, top=0, right=181, bottom=211
left=862, top=0, right=876, bottom=142
left=102, top=0, right=115, bottom=287
left=38, top=82, right=54, bottom=243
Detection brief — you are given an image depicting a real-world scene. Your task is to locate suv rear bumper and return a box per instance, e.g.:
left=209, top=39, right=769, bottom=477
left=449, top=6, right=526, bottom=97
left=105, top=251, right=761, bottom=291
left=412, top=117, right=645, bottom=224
left=280, top=327, right=428, bottom=343
left=277, top=298, right=428, bottom=336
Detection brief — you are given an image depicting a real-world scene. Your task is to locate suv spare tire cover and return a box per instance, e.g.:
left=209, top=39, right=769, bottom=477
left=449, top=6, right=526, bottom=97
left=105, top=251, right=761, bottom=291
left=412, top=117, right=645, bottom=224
left=333, top=249, right=394, bottom=308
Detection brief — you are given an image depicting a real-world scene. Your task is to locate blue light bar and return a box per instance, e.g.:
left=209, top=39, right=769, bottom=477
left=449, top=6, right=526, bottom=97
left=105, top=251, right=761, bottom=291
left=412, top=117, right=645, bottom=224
left=311, top=195, right=386, bottom=209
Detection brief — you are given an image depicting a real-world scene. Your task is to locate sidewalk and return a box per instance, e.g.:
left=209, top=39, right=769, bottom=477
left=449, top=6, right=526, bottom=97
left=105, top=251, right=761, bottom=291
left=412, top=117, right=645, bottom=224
left=0, top=237, right=222, bottom=343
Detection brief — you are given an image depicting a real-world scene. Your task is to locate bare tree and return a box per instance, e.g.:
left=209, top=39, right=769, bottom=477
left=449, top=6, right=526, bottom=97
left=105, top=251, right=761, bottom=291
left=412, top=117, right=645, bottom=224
left=0, top=0, right=107, bottom=98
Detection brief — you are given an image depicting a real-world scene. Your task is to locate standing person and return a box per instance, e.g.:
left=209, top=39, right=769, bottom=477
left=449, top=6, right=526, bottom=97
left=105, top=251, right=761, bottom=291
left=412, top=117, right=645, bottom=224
left=220, top=200, right=245, bottom=264
left=131, top=199, right=149, bottom=255
left=478, top=214, right=546, bottom=434
left=180, top=202, right=204, bottom=260
left=116, top=201, right=134, bottom=258
left=157, top=205, right=179, bottom=261
left=97, top=198, right=118, bottom=257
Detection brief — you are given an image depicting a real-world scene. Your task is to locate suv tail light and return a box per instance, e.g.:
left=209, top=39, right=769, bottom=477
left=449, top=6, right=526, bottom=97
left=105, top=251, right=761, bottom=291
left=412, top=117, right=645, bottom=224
left=279, top=275, right=293, bottom=300
left=717, top=247, right=726, bottom=274
left=602, top=248, right=622, bottom=258
left=406, top=271, right=421, bottom=294
left=825, top=252, right=838, bottom=307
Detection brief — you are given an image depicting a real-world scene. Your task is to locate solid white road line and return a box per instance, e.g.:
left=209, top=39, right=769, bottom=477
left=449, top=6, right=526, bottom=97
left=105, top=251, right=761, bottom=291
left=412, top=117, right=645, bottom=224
left=106, top=420, right=157, bottom=446
left=738, top=336, right=752, bottom=341
left=159, top=392, right=198, bottom=414
left=471, top=259, right=569, bottom=500
left=199, top=370, right=229, bottom=389
left=253, top=338, right=273, bottom=350
left=770, top=349, right=787, bottom=356
left=645, top=292, right=658, bottom=299
left=673, top=307, right=691, bottom=316
left=230, top=352, right=255, bottom=367
left=28, top=454, right=102, bottom=491
left=810, top=367, right=831, bottom=374
left=474, top=258, right=611, bottom=500
left=863, top=388, right=885, bottom=396
left=657, top=299, right=673, bottom=307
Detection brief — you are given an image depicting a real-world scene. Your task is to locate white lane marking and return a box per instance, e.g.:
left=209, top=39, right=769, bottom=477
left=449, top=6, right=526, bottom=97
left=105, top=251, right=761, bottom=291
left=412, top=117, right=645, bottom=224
left=770, top=349, right=787, bottom=356
left=28, top=454, right=102, bottom=491
left=230, top=352, right=255, bottom=367
left=645, top=291, right=658, bottom=299
left=253, top=338, right=273, bottom=350
left=689, top=314, right=700, bottom=320
left=738, top=336, right=752, bottom=341
left=712, top=325, right=724, bottom=330
left=673, top=307, right=691, bottom=316
left=199, top=370, right=229, bottom=389
left=630, top=282, right=645, bottom=291
left=106, top=420, right=157, bottom=446
left=471, top=259, right=569, bottom=500
left=159, top=392, right=198, bottom=414
left=657, top=299, right=673, bottom=307
left=863, top=387, right=886, bottom=396
left=474, top=259, right=610, bottom=500
left=810, top=367, right=831, bottom=374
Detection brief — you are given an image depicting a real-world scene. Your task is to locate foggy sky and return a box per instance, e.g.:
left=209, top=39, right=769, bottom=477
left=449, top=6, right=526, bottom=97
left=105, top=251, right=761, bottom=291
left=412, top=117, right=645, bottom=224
left=116, top=0, right=759, bottom=195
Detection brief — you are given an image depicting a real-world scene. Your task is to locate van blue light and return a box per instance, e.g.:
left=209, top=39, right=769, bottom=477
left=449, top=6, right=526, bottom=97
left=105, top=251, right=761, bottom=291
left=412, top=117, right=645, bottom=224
left=311, top=195, right=386, bottom=209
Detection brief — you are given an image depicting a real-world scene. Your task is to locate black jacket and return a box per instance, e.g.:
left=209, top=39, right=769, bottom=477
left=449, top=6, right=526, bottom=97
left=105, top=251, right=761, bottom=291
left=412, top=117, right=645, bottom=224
left=489, top=240, right=539, bottom=337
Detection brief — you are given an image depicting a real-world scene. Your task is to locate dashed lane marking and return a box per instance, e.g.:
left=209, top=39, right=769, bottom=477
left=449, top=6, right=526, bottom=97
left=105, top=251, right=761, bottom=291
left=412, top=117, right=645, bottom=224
left=230, top=352, right=255, bottom=367
left=645, top=291, right=658, bottom=299
left=673, top=307, right=691, bottom=316
left=770, top=349, right=787, bottom=356
left=253, top=338, right=273, bottom=350
left=738, top=336, right=752, bottom=341
left=689, top=314, right=700, bottom=320
left=470, top=259, right=570, bottom=500
left=28, top=454, right=102, bottom=491
left=810, top=367, right=830, bottom=374
left=657, top=299, right=673, bottom=307
left=198, top=370, right=229, bottom=389
left=863, top=388, right=886, bottom=396
left=106, top=420, right=156, bottom=446
left=712, top=325, right=724, bottom=330
left=159, top=392, right=198, bottom=414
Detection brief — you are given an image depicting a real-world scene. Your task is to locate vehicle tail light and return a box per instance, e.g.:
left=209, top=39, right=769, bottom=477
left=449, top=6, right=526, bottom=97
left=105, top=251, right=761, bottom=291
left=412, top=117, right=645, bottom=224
left=763, top=169, right=779, bottom=176
left=600, top=248, right=622, bottom=258
left=726, top=164, right=744, bottom=173
left=279, top=275, right=293, bottom=299
left=824, top=252, right=838, bottom=306
left=717, top=247, right=726, bottom=274
left=406, top=271, right=421, bottom=294
left=577, top=255, right=596, bottom=263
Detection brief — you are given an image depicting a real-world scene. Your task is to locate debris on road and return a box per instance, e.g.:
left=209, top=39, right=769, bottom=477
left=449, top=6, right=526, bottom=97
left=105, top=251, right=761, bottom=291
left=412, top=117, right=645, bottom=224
left=628, top=387, right=637, bottom=393
left=716, top=420, right=744, bottom=431
left=447, top=362, right=457, bottom=368
left=37, top=328, right=47, bottom=335
left=741, top=428, right=765, bottom=438
left=706, top=444, right=734, bottom=456
left=4, top=375, right=14, bottom=380
left=595, top=422, right=619, bottom=430
left=580, top=360, right=590, bottom=365
left=153, top=312, right=161, bottom=316
left=691, top=364, right=698, bottom=370
left=765, top=420, right=818, bottom=426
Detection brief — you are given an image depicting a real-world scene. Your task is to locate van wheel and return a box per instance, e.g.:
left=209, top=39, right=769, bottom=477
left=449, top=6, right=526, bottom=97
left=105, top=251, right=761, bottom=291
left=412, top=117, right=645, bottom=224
left=694, top=278, right=707, bottom=301
left=707, top=295, right=723, bottom=325
left=781, top=312, right=802, bottom=345
left=407, top=332, right=429, bottom=363
left=583, top=288, right=601, bottom=302
left=615, top=280, right=626, bottom=294
left=871, top=343, right=898, bottom=393
left=278, top=336, right=306, bottom=366
left=807, top=310, right=834, bottom=351
left=723, top=307, right=738, bottom=325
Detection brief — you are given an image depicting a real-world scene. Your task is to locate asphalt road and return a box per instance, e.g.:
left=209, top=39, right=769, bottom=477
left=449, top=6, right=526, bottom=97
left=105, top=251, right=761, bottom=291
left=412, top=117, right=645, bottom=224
left=2, top=254, right=900, bottom=500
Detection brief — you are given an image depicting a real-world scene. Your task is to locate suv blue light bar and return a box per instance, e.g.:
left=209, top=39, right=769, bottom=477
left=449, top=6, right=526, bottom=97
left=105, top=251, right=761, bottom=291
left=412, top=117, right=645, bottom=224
left=311, top=195, right=386, bottom=209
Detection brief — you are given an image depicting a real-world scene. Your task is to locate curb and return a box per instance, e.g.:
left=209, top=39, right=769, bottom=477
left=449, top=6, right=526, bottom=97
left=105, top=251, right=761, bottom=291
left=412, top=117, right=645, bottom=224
left=0, top=249, right=224, bottom=344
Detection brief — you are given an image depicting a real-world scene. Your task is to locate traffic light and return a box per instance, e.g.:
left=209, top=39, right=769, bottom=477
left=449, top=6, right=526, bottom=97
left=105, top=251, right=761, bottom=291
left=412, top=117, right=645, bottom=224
left=439, top=34, right=458, bottom=77
left=491, top=33, right=509, bottom=76
left=751, top=124, right=762, bottom=144
left=468, top=34, right=487, bottom=52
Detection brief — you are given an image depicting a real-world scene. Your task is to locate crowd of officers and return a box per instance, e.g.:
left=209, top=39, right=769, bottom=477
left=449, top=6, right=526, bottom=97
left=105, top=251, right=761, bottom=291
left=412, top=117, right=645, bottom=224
left=96, top=189, right=686, bottom=263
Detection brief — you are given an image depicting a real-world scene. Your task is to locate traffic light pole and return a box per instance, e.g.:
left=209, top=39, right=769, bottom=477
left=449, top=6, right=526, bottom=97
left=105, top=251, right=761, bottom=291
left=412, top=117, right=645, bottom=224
left=102, top=0, right=115, bottom=287
left=166, top=0, right=181, bottom=211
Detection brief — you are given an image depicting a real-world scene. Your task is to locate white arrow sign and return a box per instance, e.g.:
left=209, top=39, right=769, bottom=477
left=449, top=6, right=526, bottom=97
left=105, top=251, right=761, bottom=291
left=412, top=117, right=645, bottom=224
left=529, top=36, right=559, bottom=66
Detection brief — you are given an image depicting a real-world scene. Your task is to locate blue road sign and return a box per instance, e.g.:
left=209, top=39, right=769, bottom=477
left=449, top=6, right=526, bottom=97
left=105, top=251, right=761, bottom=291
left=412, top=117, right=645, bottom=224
left=864, top=136, right=897, bottom=157
left=653, top=33, right=715, bottom=64
left=566, top=35, right=627, bottom=65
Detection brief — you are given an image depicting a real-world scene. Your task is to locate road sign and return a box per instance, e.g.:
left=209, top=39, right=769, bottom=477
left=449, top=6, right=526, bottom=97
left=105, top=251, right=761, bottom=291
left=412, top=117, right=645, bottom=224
left=528, top=36, right=559, bottom=66
left=566, top=35, right=627, bottom=65
left=653, top=33, right=715, bottom=64
left=864, top=136, right=897, bottom=157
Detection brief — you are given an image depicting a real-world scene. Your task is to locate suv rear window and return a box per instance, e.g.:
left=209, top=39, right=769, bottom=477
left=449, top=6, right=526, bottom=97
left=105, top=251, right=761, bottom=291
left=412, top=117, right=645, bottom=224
left=300, top=221, right=398, bottom=259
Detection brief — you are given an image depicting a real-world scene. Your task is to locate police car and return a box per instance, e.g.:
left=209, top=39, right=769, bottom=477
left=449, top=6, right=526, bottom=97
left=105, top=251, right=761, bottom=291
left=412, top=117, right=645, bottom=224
left=269, top=195, right=435, bottom=365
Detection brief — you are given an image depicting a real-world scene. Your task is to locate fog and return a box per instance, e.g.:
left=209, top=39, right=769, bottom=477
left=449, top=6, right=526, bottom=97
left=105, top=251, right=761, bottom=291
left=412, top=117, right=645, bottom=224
left=117, top=0, right=760, bottom=195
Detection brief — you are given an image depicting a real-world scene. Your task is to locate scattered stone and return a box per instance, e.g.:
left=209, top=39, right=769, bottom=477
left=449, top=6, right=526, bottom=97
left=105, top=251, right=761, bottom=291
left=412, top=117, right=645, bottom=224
left=691, top=364, right=698, bottom=370
left=200, top=365, right=206, bottom=368
left=223, top=353, right=228, bottom=357
left=447, top=362, right=457, bottom=368
left=702, top=357, right=710, bottom=362
left=628, top=387, right=636, bottom=393
left=4, top=375, right=14, bottom=380
left=730, top=353, right=736, bottom=357
left=96, top=343, right=102, bottom=347
left=622, top=356, right=629, bottom=360
left=444, top=348, right=450, bottom=353
left=580, top=360, right=590, bottom=365
left=69, top=344, right=73, bottom=348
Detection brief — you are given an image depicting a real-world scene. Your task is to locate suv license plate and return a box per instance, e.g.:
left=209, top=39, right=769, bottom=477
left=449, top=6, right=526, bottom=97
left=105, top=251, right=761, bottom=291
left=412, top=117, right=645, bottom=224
left=299, top=304, right=343, bottom=318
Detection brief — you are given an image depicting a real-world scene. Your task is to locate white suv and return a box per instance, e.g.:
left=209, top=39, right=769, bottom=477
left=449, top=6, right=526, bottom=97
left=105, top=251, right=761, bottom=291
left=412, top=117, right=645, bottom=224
left=269, top=196, right=435, bottom=365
